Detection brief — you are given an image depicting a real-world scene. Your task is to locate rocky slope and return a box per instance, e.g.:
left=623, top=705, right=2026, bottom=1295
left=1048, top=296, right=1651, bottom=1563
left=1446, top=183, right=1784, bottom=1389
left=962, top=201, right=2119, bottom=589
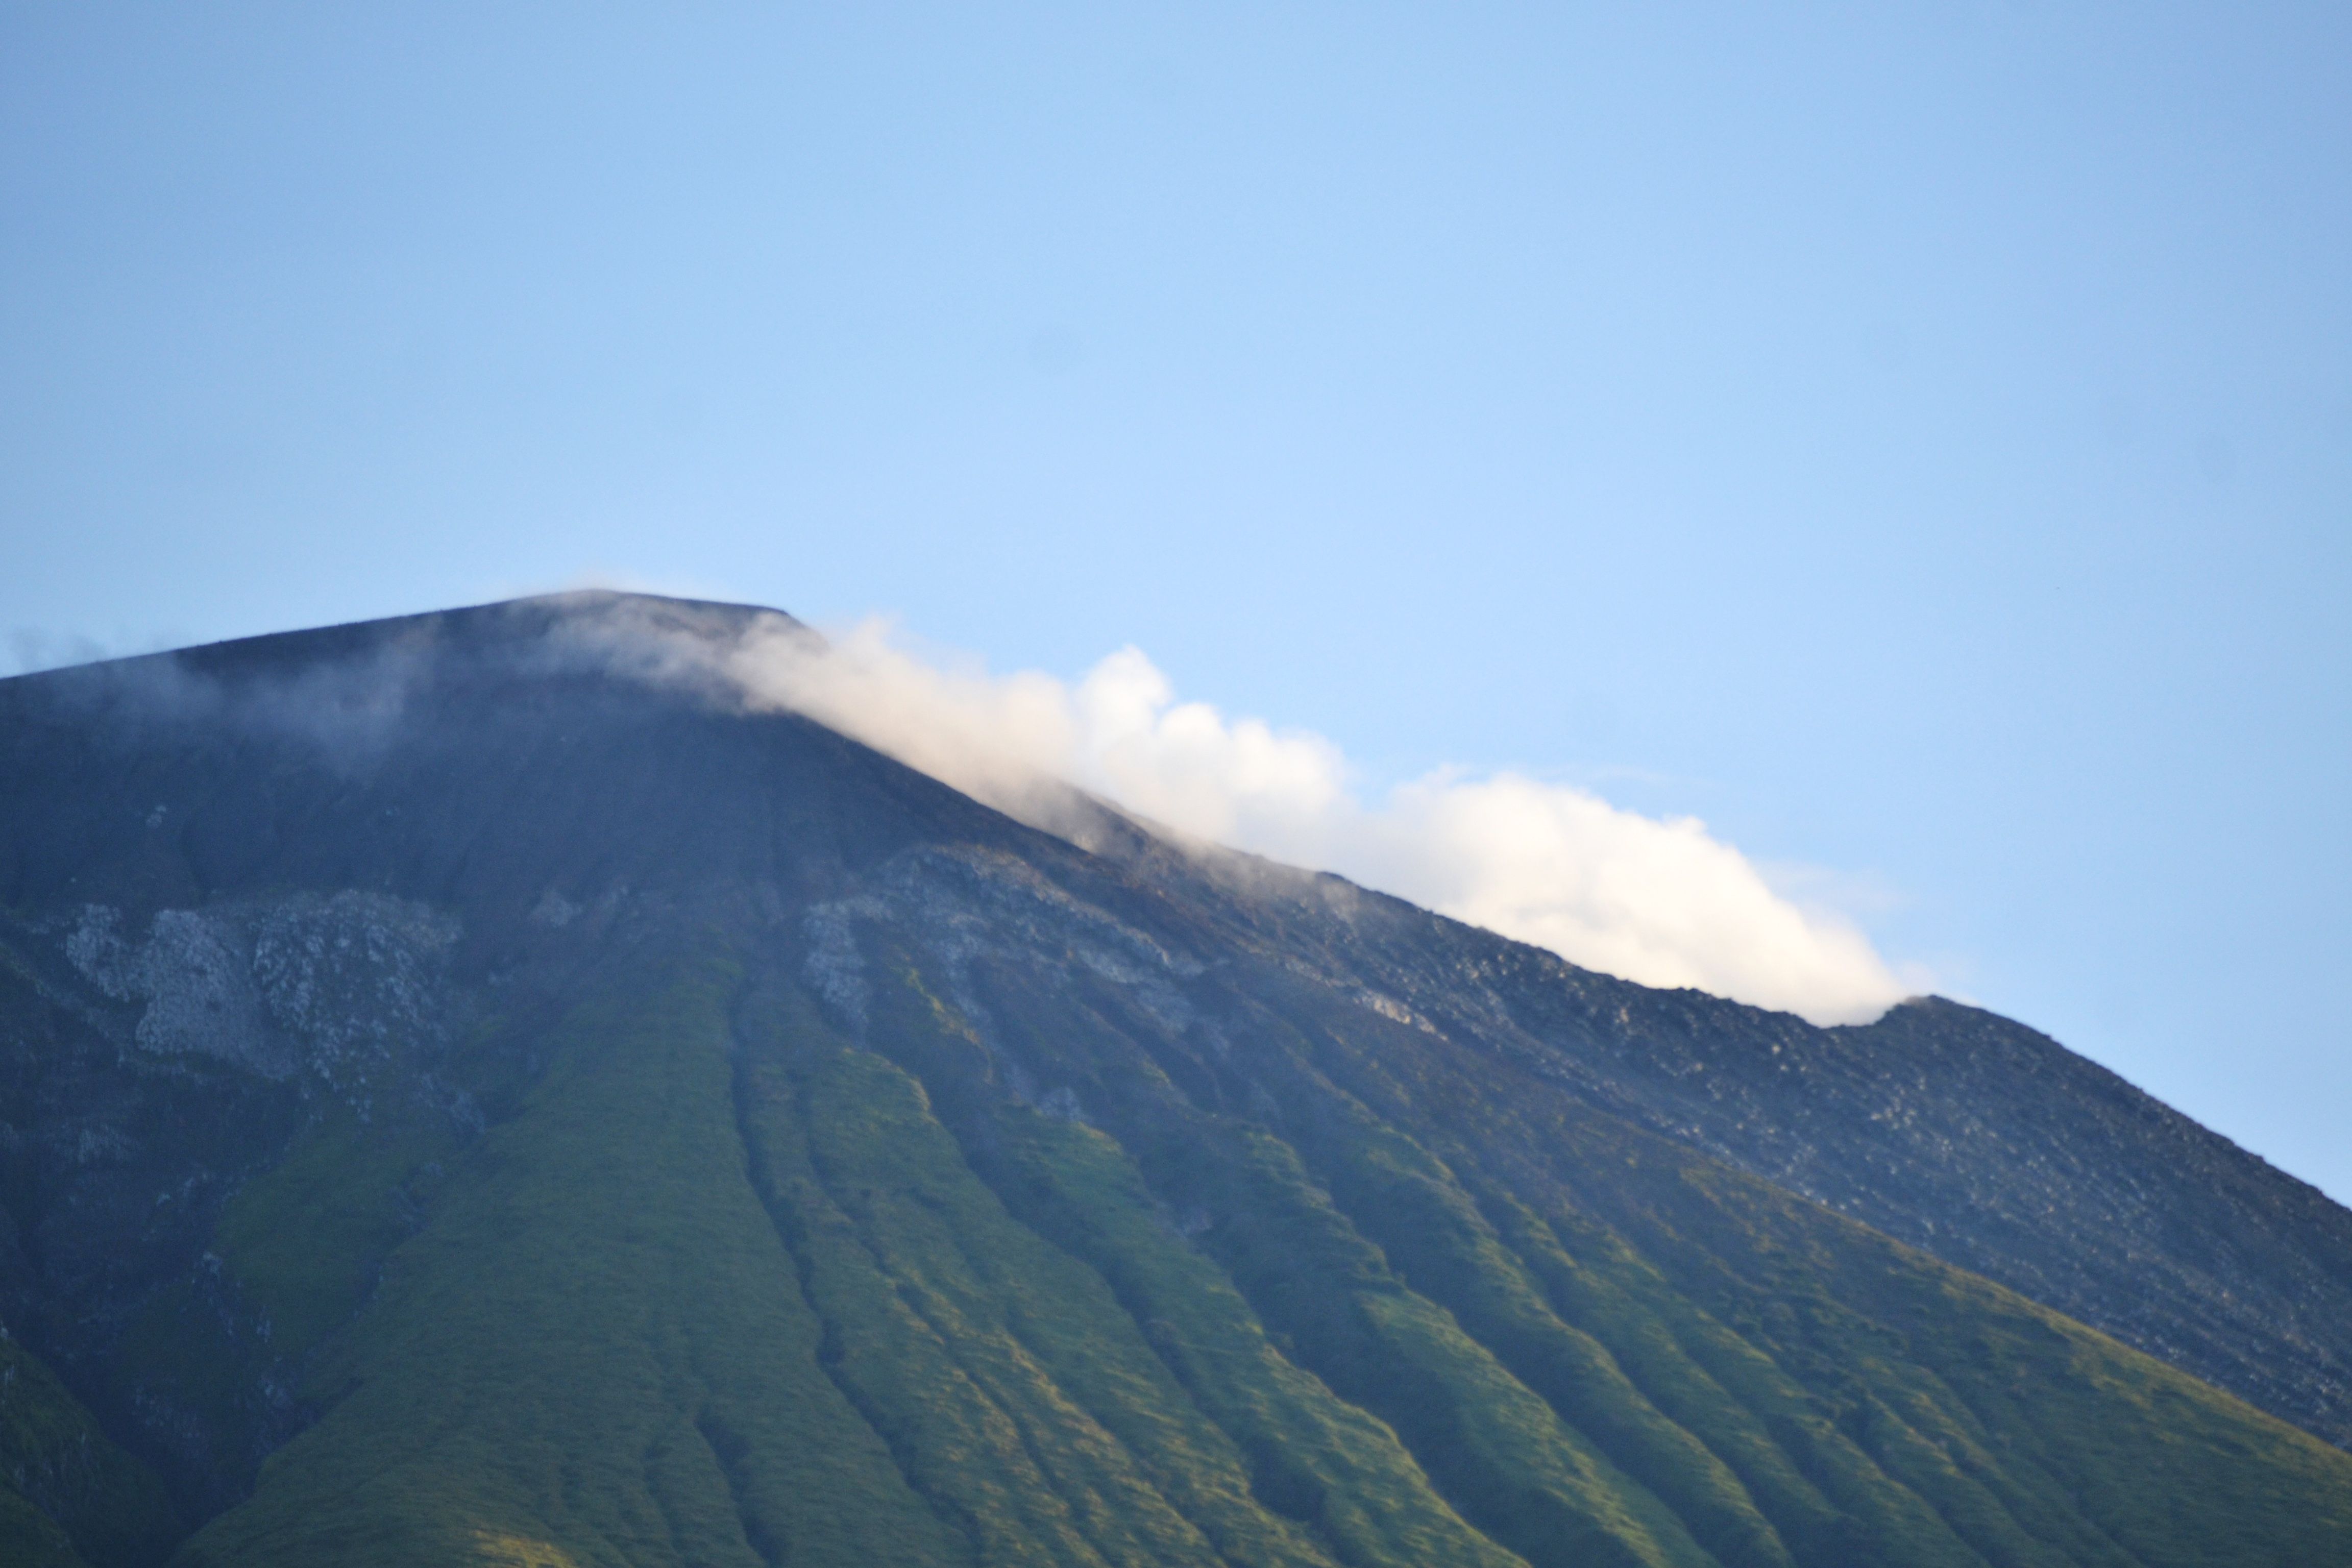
left=1128, top=845, right=2352, bottom=1450
left=0, top=592, right=2346, bottom=1567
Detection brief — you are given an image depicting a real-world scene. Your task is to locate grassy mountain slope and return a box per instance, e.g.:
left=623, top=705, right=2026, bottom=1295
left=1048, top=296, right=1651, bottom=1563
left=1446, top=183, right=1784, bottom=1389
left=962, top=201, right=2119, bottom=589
left=0, top=1332, right=182, bottom=1568
left=1136, top=849, right=2352, bottom=1450
left=177, top=962, right=961, bottom=1568
left=161, top=926, right=2352, bottom=1567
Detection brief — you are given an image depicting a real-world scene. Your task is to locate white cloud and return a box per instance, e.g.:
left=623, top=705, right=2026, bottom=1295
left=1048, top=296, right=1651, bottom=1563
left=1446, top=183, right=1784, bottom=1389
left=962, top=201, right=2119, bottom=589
left=597, top=607, right=1914, bottom=1025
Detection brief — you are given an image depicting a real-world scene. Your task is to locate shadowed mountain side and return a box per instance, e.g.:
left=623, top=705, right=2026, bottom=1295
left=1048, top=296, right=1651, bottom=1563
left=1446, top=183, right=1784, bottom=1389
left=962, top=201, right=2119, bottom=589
left=0, top=1330, right=182, bottom=1568
left=0, top=593, right=2345, bottom=1566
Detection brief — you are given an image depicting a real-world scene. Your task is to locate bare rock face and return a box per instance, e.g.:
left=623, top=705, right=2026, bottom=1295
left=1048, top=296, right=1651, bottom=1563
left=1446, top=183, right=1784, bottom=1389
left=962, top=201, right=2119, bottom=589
left=67, top=905, right=287, bottom=1077
left=249, top=891, right=462, bottom=1101
left=61, top=891, right=461, bottom=1100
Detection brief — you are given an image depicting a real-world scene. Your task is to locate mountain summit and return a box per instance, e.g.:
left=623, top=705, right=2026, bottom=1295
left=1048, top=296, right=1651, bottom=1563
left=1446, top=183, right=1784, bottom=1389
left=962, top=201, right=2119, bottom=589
left=3, top=593, right=2348, bottom=1567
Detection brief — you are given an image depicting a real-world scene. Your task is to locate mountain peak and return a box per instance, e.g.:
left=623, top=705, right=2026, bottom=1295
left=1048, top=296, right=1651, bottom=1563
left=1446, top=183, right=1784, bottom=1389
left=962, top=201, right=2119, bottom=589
left=3, top=590, right=804, bottom=700
left=159, top=589, right=800, bottom=682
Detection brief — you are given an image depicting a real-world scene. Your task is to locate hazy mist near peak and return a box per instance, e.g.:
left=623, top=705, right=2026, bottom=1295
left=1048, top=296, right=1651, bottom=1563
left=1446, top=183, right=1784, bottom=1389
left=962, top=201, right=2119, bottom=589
left=556, top=595, right=1916, bottom=1024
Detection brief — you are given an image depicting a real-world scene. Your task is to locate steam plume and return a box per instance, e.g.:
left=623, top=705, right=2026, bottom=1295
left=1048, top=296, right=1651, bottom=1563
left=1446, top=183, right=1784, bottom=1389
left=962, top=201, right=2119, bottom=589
left=598, top=608, right=1913, bottom=1025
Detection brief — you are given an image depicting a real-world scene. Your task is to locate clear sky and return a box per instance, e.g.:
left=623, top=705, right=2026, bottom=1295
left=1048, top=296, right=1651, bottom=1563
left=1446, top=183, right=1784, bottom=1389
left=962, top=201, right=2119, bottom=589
left=5, top=5, right=2347, bottom=1198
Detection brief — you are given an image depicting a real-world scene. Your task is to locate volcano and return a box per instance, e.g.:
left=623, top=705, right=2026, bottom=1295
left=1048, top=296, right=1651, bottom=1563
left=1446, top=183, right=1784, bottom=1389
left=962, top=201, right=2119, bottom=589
left=2, top=593, right=2347, bottom=1567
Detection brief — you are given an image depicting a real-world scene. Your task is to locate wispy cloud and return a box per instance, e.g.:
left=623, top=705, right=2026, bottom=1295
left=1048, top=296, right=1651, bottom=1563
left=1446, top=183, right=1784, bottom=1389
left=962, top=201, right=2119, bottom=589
left=596, top=607, right=1919, bottom=1025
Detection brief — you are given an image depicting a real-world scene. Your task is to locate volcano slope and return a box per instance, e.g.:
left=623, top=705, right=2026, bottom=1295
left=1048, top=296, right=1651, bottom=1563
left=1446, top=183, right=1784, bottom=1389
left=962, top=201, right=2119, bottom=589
left=1, top=593, right=2348, bottom=1568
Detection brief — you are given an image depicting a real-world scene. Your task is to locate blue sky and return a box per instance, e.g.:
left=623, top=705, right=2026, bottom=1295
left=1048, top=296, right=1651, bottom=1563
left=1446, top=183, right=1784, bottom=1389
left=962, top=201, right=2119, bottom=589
left=4, top=4, right=2347, bottom=1198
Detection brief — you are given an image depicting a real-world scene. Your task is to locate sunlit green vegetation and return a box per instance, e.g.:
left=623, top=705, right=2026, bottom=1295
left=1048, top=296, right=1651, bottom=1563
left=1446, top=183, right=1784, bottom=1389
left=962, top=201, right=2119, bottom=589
left=149, top=939, right=2352, bottom=1566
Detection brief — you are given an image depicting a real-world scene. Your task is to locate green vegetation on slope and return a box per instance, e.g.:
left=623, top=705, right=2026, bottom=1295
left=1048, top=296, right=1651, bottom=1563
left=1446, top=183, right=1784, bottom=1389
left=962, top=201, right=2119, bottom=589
left=153, top=936, right=2352, bottom=1568
left=1266, top=1084, right=1798, bottom=1568
left=175, top=959, right=963, bottom=1568
left=1211, top=967, right=2352, bottom=1568
left=893, top=944, right=2352, bottom=1568
left=213, top=1101, right=462, bottom=1365
left=0, top=1333, right=183, bottom=1568
left=0, top=1483, right=87, bottom=1568
left=736, top=992, right=1347, bottom=1568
